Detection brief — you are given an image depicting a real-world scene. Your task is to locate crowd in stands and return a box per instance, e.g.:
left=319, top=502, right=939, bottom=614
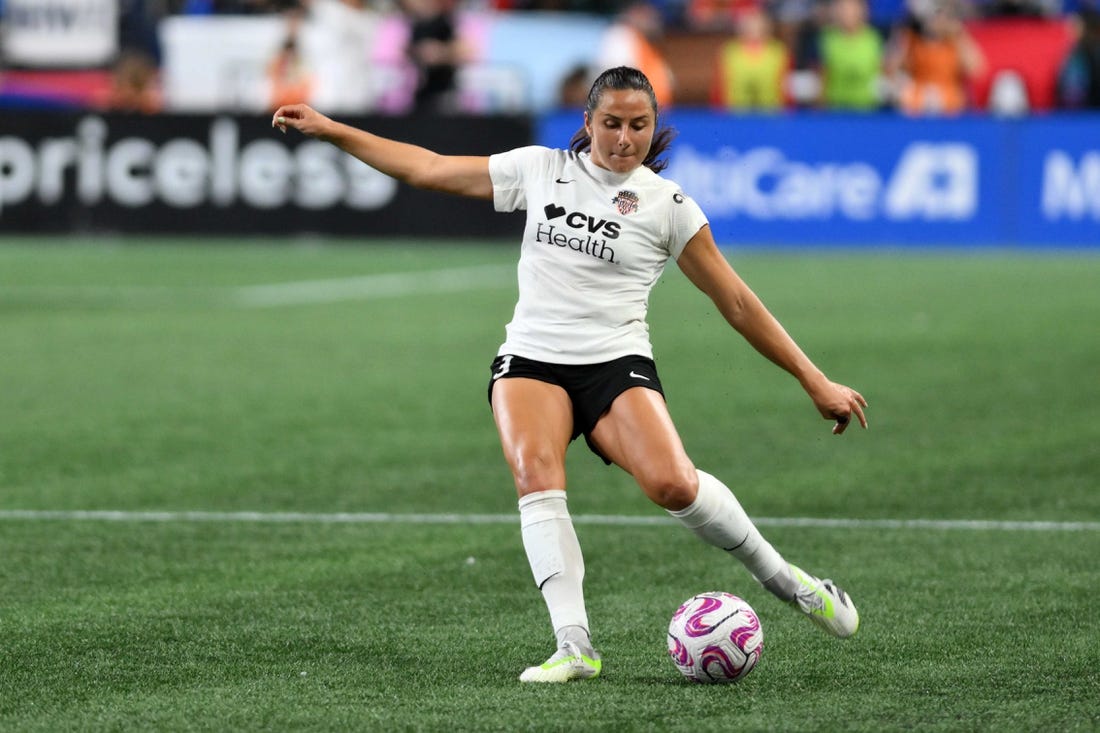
left=1, top=0, right=1098, bottom=113
left=600, top=0, right=1099, bottom=113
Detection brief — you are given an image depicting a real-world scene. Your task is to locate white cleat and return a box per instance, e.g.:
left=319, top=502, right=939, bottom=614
left=789, top=564, right=860, bottom=638
left=518, top=641, right=602, bottom=683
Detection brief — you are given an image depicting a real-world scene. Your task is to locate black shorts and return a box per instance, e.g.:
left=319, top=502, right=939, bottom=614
left=486, top=353, right=666, bottom=464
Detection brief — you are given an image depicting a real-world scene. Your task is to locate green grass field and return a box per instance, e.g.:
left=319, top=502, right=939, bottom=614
left=1, top=237, right=1098, bottom=731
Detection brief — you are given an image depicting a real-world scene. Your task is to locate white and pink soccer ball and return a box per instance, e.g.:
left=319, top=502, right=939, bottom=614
left=667, top=591, right=763, bottom=683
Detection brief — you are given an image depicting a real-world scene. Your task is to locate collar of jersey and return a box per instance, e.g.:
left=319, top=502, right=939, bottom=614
left=579, top=152, right=638, bottom=187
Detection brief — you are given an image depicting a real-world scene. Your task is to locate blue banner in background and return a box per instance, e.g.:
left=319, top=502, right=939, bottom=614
left=1016, top=117, right=1100, bottom=247
left=539, top=111, right=1100, bottom=247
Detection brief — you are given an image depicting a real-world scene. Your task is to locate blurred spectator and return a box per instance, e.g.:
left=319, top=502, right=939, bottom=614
left=886, top=0, right=985, bottom=114
left=107, top=50, right=163, bottom=113
left=106, top=0, right=166, bottom=113
left=558, top=63, right=592, bottom=107
left=783, top=0, right=831, bottom=106
left=307, top=0, right=379, bottom=112
left=486, top=0, right=620, bottom=10
left=120, top=0, right=164, bottom=63
left=1057, top=8, right=1100, bottom=107
left=595, top=1, right=675, bottom=107
left=978, top=0, right=1054, bottom=17
left=773, top=0, right=819, bottom=60
left=266, top=10, right=314, bottom=109
left=711, top=3, right=790, bottom=110
left=181, top=0, right=304, bottom=12
left=685, top=0, right=753, bottom=30
left=816, top=0, right=883, bottom=110
left=403, top=0, right=469, bottom=113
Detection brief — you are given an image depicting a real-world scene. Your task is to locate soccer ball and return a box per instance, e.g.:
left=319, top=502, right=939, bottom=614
left=667, top=591, right=763, bottom=683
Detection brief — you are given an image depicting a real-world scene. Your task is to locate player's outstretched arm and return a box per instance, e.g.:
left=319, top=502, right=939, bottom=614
left=677, top=226, right=868, bottom=435
left=271, top=104, right=493, bottom=200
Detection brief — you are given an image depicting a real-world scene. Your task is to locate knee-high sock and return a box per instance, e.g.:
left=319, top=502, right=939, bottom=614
left=519, top=490, right=590, bottom=646
left=668, top=470, right=798, bottom=600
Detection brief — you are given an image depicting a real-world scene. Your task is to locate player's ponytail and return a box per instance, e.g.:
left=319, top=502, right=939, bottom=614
left=568, top=66, right=675, bottom=174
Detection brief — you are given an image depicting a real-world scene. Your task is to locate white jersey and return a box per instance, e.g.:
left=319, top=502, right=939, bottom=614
left=489, top=146, right=708, bottom=364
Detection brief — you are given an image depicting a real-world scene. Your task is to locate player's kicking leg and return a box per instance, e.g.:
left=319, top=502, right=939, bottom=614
left=666, top=470, right=859, bottom=638
left=589, top=386, right=861, bottom=642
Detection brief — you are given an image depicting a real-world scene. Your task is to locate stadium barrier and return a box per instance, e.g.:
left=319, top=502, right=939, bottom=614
left=2, top=110, right=1097, bottom=246
left=541, top=111, right=1100, bottom=248
left=0, top=112, right=528, bottom=236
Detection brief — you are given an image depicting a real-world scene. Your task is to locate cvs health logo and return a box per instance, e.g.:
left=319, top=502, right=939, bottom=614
left=537, top=203, right=620, bottom=264
left=543, top=203, right=622, bottom=238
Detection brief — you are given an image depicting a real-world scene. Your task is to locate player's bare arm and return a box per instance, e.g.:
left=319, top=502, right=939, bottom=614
left=272, top=104, right=493, bottom=200
left=677, top=226, right=867, bottom=434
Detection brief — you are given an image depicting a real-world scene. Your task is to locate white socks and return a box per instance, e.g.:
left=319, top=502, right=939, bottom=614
left=518, top=490, right=591, bottom=648
left=518, top=474, right=797, bottom=651
left=668, top=470, right=798, bottom=601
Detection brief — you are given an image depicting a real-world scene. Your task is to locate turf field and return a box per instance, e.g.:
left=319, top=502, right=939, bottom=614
left=1, top=237, right=1098, bottom=731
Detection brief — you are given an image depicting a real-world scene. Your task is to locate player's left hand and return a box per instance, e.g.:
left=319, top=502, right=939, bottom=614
left=810, top=380, right=868, bottom=435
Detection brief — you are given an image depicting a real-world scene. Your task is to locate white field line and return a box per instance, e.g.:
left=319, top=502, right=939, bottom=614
left=230, top=264, right=515, bottom=307
left=1, top=264, right=516, bottom=308
left=0, top=284, right=217, bottom=307
left=0, top=509, right=1097, bottom=532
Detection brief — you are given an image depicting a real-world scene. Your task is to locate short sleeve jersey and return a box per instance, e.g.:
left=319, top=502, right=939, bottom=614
left=488, top=146, right=708, bottom=365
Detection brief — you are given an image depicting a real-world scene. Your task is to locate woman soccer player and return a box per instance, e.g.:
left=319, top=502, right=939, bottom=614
left=272, top=66, right=867, bottom=683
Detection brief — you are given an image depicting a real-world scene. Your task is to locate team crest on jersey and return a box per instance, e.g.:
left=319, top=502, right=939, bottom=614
left=612, top=190, right=639, bottom=216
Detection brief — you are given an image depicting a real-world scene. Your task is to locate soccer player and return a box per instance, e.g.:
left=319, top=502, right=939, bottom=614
left=272, top=66, right=867, bottom=683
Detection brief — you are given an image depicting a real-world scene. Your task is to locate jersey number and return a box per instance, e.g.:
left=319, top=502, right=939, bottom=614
left=492, top=355, right=514, bottom=381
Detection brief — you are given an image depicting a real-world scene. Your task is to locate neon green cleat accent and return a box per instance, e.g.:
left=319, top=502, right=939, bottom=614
left=789, top=564, right=860, bottom=638
left=518, top=642, right=602, bottom=683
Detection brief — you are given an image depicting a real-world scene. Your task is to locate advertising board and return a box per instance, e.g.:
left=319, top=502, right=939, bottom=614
left=540, top=111, right=1100, bottom=247
left=0, top=112, right=528, bottom=236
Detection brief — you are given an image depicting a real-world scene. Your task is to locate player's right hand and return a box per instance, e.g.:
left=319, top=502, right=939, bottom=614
left=271, top=104, right=332, bottom=138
